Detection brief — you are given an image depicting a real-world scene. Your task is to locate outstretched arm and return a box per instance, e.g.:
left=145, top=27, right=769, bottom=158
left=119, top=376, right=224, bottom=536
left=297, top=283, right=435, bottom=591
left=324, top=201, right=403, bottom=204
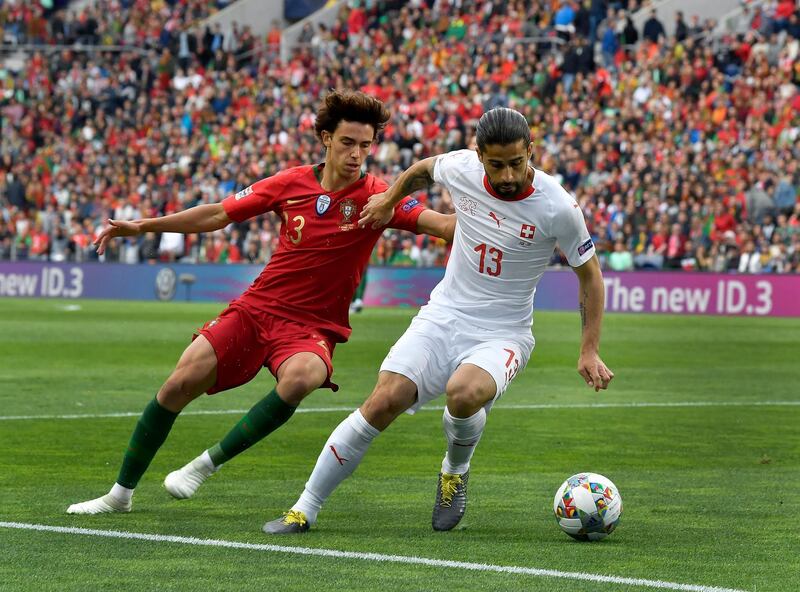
left=416, top=211, right=456, bottom=243
left=572, top=254, right=614, bottom=391
left=358, top=156, right=439, bottom=229
left=94, top=203, right=231, bottom=255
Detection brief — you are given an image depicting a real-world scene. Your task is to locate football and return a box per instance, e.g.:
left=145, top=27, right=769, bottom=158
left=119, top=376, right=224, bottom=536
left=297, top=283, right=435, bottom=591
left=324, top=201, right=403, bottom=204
left=553, top=472, right=622, bottom=541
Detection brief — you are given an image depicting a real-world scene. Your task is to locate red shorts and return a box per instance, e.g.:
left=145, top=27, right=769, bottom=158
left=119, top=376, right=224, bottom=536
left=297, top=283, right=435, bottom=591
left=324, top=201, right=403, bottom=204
left=194, top=305, right=338, bottom=395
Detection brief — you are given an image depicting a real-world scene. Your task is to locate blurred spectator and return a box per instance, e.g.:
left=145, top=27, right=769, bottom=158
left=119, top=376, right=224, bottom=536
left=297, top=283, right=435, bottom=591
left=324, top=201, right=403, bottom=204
left=266, top=19, right=281, bottom=53
left=774, top=167, right=797, bottom=215
left=388, top=237, right=417, bottom=267
left=244, top=239, right=262, bottom=263
left=140, top=233, right=160, bottom=264
left=607, top=239, right=634, bottom=271
left=622, top=14, right=639, bottom=45
left=746, top=175, right=776, bottom=224
left=664, top=224, right=686, bottom=269
left=159, top=232, right=185, bottom=262
left=738, top=240, right=762, bottom=273
left=674, top=10, right=688, bottom=42
left=554, top=1, right=577, bottom=40
left=50, top=225, right=70, bottom=262
left=642, top=9, right=666, bottom=44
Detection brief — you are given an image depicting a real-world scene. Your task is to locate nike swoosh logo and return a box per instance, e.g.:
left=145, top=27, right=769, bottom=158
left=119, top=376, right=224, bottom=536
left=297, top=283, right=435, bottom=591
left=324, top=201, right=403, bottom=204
left=286, top=199, right=304, bottom=204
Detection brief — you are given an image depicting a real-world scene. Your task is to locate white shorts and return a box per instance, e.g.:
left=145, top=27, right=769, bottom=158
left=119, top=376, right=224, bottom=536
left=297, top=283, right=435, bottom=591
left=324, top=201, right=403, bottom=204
left=379, top=308, right=535, bottom=414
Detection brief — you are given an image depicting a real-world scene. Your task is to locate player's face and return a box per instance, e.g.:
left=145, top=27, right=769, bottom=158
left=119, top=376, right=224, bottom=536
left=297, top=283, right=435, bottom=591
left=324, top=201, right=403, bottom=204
left=322, top=120, right=376, bottom=179
left=478, top=140, right=534, bottom=198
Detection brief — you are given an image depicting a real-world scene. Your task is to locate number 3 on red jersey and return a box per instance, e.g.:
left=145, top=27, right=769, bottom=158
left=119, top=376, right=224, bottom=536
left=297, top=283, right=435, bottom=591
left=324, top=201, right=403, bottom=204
left=474, top=243, right=503, bottom=276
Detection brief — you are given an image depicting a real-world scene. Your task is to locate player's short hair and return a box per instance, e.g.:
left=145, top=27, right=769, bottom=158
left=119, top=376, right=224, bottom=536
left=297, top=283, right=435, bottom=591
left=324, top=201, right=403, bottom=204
left=315, top=90, right=390, bottom=141
left=475, top=108, right=531, bottom=151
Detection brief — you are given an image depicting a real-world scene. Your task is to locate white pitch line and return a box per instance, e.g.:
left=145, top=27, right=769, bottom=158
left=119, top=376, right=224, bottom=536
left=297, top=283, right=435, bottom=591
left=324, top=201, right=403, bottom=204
left=0, top=400, right=798, bottom=422
left=0, top=407, right=350, bottom=421
left=0, top=521, right=747, bottom=592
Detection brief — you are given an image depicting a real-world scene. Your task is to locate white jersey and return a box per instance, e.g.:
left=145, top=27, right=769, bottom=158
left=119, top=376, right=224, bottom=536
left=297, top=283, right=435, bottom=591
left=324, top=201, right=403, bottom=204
left=427, top=149, right=595, bottom=332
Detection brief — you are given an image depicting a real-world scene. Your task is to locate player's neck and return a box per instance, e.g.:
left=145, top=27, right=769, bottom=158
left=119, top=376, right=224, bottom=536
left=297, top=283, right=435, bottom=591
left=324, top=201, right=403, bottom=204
left=317, top=162, right=362, bottom=193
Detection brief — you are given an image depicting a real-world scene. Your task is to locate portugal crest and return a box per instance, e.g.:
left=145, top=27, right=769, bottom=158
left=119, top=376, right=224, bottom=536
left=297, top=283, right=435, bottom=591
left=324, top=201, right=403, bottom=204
left=339, top=198, right=358, bottom=230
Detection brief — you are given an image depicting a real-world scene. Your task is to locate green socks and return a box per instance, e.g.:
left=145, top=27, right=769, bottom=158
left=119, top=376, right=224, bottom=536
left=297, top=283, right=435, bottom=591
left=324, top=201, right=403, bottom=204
left=116, top=398, right=179, bottom=489
left=354, top=273, right=367, bottom=301
left=208, top=389, right=296, bottom=466
left=114, top=390, right=296, bottom=487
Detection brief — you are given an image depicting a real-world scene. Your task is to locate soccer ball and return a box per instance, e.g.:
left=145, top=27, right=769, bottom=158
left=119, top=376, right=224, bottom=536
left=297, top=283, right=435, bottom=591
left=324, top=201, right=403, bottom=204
left=553, top=472, right=622, bottom=541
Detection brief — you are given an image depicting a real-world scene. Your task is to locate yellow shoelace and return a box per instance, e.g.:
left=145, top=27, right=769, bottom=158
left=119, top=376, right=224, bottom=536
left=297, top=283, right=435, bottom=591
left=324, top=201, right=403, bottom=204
left=439, top=473, right=463, bottom=508
left=281, top=510, right=307, bottom=526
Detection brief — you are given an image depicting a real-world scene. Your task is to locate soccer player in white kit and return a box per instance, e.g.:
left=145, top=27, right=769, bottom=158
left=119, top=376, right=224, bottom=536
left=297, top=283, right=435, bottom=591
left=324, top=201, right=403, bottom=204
left=264, top=108, right=614, bottom=534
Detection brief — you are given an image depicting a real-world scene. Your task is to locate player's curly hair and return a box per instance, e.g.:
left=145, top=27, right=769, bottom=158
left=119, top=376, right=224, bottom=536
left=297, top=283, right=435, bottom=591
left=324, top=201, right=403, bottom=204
left=315, top=89, right=390, bottom=141
left=476, top=108, right=531, bottom=151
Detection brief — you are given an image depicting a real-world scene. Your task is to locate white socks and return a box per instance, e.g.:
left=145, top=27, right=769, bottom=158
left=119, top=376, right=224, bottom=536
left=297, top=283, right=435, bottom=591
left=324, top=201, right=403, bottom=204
left=289, top=406, right=487, bottom=524
left=200, top=449, right=219, bottom=471
left=292, top=409, right=379, bottom=524
left=441, top=406, right=486, bottom=475
left=110, top=482, right=134, bottom=504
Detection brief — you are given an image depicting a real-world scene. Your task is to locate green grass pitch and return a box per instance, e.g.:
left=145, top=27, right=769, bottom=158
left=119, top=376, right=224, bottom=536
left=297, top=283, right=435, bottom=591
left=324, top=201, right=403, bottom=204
left=0, top=298, right=798, bottom=591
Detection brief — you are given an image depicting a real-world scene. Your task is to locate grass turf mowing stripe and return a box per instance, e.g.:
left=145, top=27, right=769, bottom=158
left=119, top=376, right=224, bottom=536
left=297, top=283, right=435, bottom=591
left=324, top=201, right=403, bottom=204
left=0, top=400, right=798, bottom=421
left=0, top=521, right=747, bottom=592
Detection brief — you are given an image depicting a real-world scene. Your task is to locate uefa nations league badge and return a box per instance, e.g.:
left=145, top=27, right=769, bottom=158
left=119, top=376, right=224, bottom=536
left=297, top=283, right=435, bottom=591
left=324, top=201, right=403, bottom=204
left=316, top=195, right=331, bottom=215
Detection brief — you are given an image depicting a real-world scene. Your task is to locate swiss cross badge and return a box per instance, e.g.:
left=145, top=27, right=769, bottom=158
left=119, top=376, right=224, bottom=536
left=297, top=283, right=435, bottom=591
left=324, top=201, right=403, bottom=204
left=520, top=224, right=536, bottom=239
left=339, top=198, right=358, bottom=230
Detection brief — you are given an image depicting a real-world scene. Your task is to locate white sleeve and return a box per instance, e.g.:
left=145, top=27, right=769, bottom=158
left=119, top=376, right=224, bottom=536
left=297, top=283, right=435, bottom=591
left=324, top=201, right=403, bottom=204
left=432, top=150, right=472, bottom=190
left=552, top=194, right=595, bottom=268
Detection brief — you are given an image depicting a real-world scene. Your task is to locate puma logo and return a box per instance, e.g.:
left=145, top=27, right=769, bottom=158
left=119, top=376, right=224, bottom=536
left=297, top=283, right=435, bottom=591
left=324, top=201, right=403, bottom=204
left=489, top=212, right=505, bottom=227
left=329, top=445, right=348, bottom=465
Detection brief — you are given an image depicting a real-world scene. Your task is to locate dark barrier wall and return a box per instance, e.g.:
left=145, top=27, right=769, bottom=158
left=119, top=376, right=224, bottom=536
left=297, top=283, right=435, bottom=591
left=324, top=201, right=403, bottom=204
left=285, top=0, right=328, bottom=20
left=1, top=262, right=799, bottom=317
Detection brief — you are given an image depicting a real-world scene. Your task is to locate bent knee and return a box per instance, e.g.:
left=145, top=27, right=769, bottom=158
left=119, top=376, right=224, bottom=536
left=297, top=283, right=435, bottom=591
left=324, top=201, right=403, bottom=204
left=278, top=363, right=327, bottom=403
left=279, top=375, right=321, bottom=401
left=158, top=373, right=206, bottom=410
left=364, top=388, right=406, bottom=418
left=360, top=373, right=416, bottom=429
left=160, top=337, right=217, bottom=406
left=446, top=381, right=495, bottom=416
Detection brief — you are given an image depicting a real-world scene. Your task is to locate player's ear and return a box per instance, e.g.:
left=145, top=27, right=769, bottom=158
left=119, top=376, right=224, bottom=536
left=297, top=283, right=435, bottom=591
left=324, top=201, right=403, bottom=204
left=321, top=130, right=332, bottom=149
left=526, top=141, right=534, bottom=160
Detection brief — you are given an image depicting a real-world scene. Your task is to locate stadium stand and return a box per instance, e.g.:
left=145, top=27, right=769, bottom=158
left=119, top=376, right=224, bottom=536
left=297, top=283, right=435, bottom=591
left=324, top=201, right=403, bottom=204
left=1, top=0, right=798, bottom=272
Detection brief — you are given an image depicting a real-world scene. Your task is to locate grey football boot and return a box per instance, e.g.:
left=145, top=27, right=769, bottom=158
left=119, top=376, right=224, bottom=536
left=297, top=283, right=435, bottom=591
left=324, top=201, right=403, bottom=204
left=263, top=510, right=310, bottom=534
left=432, top=471, right=469, bottom=531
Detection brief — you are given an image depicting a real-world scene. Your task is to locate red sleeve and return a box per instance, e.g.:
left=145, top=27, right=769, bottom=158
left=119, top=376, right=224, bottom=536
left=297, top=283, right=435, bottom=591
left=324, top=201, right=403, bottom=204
left=221, top=170, right=292, bottom=222
left=388, top=196, right=425, bottom=232
left=366, top=175, right=424, bottom=232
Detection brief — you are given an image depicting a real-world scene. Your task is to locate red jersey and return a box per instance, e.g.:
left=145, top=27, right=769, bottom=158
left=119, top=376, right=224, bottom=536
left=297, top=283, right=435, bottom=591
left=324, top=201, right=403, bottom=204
left=222, top=164, right=424, bottom=342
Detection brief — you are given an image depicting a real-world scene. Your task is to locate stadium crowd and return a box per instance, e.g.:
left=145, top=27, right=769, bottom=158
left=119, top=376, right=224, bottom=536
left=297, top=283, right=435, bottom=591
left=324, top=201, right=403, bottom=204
left=1, top=0, right=799, bottom=273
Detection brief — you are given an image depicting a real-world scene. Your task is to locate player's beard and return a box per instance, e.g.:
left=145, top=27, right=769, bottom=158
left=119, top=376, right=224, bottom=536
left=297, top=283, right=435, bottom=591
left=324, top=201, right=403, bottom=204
left=490, top=178, right=523, bottom=198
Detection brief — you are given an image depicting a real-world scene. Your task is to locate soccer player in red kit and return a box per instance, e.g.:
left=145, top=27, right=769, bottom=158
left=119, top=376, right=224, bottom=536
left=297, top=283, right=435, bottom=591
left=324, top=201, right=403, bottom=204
left=67, top=91, right=455, bottom=515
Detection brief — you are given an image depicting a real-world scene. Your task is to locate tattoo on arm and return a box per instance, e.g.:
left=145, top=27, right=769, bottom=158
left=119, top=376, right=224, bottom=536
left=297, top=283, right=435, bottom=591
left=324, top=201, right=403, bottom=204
left=396, top=165, right=434, bottom=196
left=579, top=288, right=588, bottom=332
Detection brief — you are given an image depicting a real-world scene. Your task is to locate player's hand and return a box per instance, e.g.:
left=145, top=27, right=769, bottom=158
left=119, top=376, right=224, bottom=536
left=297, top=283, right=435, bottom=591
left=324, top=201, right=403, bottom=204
left=358, top=192, right=395, bottom=230
left=577, top=352, right=614, bottom=392
left=94, top=219, right=143, bottom=255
